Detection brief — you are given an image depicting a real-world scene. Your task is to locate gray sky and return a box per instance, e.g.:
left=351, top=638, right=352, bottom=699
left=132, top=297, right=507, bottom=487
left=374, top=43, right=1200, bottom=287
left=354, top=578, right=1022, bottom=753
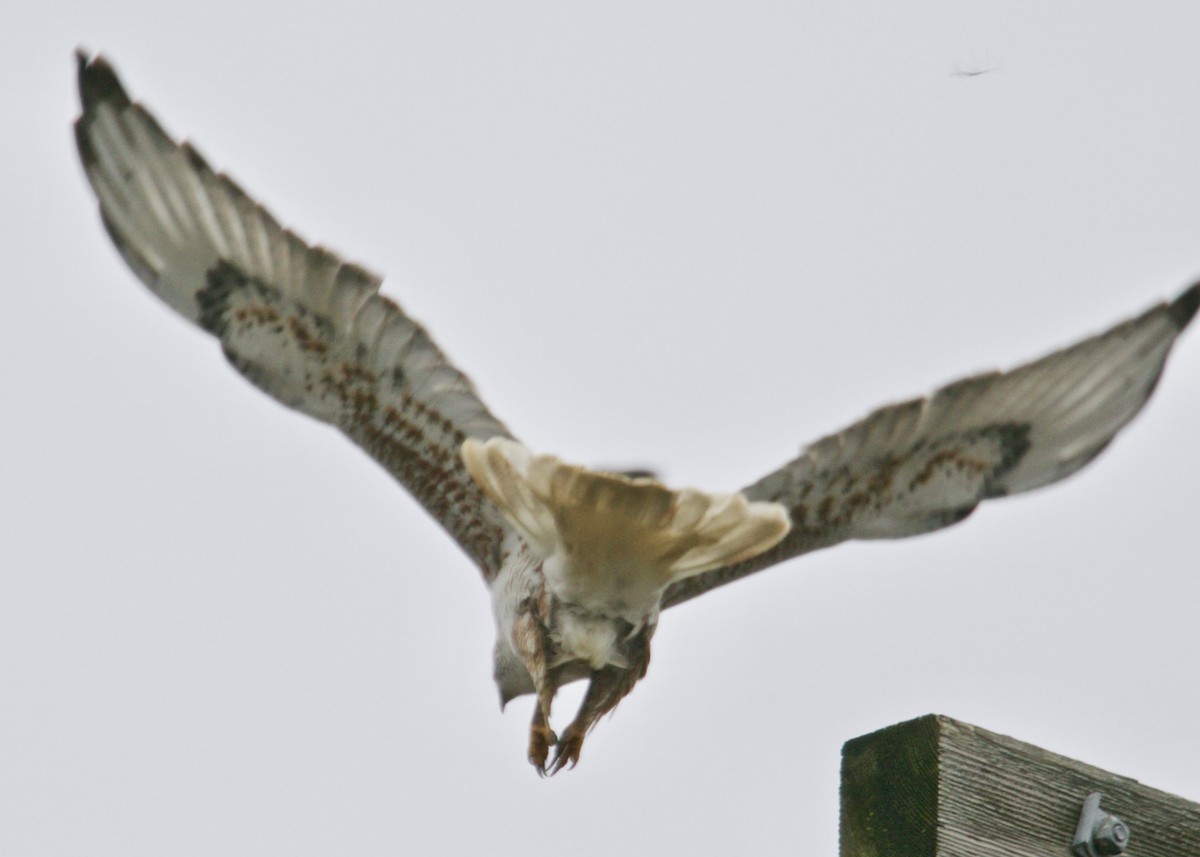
left=4, top=2, right=1200, bottom=855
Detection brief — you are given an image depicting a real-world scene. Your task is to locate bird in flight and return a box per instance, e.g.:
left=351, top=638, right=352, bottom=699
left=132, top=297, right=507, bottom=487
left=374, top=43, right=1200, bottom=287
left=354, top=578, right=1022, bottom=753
left=75, top=52, right=1197, bottom=775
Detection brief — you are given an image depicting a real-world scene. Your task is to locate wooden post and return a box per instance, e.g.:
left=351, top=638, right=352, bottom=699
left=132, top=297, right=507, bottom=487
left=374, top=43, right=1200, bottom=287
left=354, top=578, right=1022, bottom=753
left=840, top=714, right=1200, bottom=857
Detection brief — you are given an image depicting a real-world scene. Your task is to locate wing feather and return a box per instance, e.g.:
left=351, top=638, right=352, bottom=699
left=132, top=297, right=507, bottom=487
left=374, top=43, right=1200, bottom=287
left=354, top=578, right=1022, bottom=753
left=663, top=285, right=1198, bottom=608
left=75, top=53, right=513, bottom=576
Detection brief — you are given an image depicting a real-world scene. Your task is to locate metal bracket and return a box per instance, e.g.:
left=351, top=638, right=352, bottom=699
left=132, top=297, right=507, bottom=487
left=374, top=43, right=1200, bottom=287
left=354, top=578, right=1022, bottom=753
left=1072, top=792, right=1131, bottom=857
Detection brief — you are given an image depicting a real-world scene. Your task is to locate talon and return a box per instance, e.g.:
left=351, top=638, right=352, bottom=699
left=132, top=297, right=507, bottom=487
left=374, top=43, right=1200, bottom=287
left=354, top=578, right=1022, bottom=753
left=547, top=727, right=584, bottom=775
left=528, top=723, right=558, bottom=774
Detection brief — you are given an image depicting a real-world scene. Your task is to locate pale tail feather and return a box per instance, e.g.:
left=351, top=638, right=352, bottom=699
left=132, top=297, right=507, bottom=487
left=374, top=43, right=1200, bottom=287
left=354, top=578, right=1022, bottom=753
left=462, top=438, right=790, bottom=585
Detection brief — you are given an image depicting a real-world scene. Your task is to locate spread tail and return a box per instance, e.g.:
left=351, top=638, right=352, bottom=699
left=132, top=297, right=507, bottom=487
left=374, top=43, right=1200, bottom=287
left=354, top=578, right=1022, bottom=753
left=462, top=438, right=790, bottom=587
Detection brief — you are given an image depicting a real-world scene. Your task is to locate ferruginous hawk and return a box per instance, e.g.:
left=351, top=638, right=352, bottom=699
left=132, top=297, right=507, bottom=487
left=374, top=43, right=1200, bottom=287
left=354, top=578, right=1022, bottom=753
left=75, top=53, right=1198, bottom=774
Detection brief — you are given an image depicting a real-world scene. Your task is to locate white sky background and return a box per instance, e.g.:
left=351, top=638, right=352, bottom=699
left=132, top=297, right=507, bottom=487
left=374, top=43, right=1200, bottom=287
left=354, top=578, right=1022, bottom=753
left=3, top=2, right=1200, bottom=854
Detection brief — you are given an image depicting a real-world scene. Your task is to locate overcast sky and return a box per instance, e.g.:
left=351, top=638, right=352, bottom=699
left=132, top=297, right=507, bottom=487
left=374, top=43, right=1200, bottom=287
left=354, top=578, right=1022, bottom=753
left=4, top=2, right=1200, bottom=855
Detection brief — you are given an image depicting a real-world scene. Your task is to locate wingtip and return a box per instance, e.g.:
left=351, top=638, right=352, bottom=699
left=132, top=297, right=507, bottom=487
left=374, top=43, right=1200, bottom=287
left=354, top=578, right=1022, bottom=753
left=1169, top=281, right=1200, bottom=330
left=76, top=50, right=130, bottom=113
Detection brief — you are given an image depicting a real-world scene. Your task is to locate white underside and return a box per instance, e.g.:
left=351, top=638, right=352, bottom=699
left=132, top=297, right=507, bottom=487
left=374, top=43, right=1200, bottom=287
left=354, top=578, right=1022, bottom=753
left=550, top=611, right=629, bottom=670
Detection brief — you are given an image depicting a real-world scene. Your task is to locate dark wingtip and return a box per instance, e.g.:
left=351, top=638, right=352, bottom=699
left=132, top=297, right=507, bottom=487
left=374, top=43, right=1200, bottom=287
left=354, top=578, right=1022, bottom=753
left=76, top=50, right=130, bottom=113
left=1169, top=281, right=1200, bottom=330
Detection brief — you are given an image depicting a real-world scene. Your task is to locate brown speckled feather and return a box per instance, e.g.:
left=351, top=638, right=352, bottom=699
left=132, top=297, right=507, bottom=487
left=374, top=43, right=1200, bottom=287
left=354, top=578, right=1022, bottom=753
left=663, top=285, right=1199, bottom=608
left=75, top=53, right=512, bottom=577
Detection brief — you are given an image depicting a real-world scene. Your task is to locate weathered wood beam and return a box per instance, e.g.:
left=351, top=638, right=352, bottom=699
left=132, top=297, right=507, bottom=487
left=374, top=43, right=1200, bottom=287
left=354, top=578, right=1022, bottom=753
left=840, top=714, right=1200, bottom=857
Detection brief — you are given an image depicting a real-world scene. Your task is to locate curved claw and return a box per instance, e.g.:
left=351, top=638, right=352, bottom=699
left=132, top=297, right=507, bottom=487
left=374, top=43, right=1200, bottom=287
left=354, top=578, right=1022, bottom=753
left=528, top=723, right=558, bottom=775
left=547, top=727, right=584, bottom=775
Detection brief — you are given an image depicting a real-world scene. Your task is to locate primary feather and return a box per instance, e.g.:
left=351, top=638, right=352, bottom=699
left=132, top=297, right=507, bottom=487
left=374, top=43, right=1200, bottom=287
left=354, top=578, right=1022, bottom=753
left=664, top=286, right=1199, bottom=607
left=74, top=52, right=512, bottom=575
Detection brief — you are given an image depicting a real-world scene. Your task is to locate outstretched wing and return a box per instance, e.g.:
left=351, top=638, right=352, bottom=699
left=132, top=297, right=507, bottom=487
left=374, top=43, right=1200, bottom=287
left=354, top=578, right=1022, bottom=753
left=75, top=53, right=513, bottom=577
left=664, top=285, right=1199, bottom=608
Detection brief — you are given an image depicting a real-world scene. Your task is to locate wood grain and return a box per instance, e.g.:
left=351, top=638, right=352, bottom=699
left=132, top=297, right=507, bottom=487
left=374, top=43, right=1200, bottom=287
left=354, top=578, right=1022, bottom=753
left=840, top=714, right=1200, bottom=857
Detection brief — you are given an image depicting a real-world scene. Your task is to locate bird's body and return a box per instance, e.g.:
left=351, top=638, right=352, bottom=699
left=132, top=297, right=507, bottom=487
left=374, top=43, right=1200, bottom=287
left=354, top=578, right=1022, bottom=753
left=463, top=438, right=789, bottom=769
left=75, top=52, right=1198, bottom=774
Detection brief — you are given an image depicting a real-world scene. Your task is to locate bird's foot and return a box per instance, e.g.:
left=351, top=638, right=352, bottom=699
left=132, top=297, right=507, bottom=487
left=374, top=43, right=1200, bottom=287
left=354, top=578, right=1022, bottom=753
left=547, top=725, right=585, bottom=775
left=528, top=722, right=558, bottom=775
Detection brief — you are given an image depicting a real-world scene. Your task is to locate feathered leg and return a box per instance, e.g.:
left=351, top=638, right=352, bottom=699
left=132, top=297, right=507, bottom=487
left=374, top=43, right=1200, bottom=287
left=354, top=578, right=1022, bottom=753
left=511, top=610, right=558, bottom=773
left=547, top=628, right=652, bottom=775
left=528, top=697, right=558, bottom=774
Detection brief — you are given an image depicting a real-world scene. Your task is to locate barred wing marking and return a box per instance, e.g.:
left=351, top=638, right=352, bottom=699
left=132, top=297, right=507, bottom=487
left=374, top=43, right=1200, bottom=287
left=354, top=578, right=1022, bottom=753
left=75, top=53, right=513, bottom=576
left=664, top=286, right=1199, bottom=608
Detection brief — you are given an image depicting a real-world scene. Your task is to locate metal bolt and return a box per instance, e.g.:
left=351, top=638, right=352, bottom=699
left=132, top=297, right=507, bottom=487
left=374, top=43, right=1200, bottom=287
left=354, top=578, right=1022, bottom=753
left=1072, top=793, right=1131, bottom=857
left=1092, top=816, right=1130, bottom=855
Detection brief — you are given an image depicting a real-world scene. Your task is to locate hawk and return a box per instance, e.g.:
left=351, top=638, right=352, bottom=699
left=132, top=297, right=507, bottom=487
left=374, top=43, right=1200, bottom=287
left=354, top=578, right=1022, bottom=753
left=75, top=53, right=1197, bottom=774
